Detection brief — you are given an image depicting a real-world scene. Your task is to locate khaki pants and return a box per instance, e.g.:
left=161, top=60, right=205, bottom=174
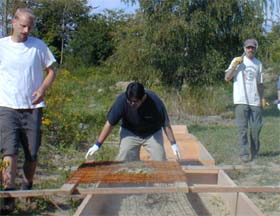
left=116, top=128, right=166, bottom=161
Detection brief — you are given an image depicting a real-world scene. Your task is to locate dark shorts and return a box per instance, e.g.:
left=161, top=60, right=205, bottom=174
left=0, top=107, right=42, bottom=161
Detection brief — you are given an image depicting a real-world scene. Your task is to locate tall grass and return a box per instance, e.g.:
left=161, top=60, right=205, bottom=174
left=157, top=84, right=233, bottom=117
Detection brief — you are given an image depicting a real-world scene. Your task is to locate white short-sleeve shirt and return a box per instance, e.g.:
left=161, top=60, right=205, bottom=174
left=225, top=56, right=263, bottom=106
left=0, top=36, right=56, bottom=109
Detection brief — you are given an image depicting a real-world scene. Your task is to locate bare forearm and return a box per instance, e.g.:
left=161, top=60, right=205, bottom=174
left=39, top=67, right=56, bottom=93
left=163, top=125, right=176, bottom=144
left=225, top=56, right=243, bottom=82
left=32, top=66, right=56, bottom=104
left=225, top=67, right=237, bottom=81
left=97, top=121, right=114, bottom=143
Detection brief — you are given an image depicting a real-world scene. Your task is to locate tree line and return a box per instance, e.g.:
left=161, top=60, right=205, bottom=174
left=1, top=0, right=280, bottom=89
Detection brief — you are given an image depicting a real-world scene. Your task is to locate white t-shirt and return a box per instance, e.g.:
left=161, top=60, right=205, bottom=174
left=0, top=36, right=56, bottom=109
left=225, top=56, right=263, bottom=106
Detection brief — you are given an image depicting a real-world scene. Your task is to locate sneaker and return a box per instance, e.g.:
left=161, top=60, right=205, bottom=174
left=240, top=154, right=250, bottom=163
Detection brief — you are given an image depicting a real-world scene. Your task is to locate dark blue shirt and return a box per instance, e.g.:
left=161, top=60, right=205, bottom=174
left=107, top=90, right=170, bottom=138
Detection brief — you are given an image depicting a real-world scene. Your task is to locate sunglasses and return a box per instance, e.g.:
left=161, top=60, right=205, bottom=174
left=246, top=46, right=256, bottom=50
left=127, top=98, right=142, bottom=105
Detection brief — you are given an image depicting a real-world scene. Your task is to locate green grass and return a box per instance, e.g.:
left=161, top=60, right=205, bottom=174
left=188, top=106, right=280, bottom=165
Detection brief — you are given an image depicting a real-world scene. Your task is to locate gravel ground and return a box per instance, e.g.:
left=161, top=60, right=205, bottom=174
left=118, top=193, right=196, bottom=216
left=76, top=190, right=231, bottom=216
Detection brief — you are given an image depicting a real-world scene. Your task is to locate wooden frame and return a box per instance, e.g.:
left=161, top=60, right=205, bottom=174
left=0, top=125, right=273, bottom=216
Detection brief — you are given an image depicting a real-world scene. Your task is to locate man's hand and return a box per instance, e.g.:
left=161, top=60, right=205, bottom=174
left=232, top=56, right=243, bottom=67
left=277, top=101, right=280, bottom=111
left=171, top=143, right=180, bottom=159
left=85, top=142, right=102, bottom=159
left=261, top=98, right=270, bottom=107
left=32, top=89, right=45, bottom=105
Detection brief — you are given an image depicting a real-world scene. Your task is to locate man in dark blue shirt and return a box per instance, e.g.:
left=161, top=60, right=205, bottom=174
left=85, top=82, right=180, bottom=161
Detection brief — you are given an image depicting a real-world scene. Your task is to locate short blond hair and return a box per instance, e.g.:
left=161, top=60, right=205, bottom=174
left=14, top=8, right=35, bottom=21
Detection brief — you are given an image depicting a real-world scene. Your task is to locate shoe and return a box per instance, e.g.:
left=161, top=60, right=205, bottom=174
left=21, top=182, right=33, bottom=203
left=240, top=154, right=250, bottom=163
left=0, top=193, right=15, bottom=215
left=251, top=152, right=257, bottom=160
left=22, top=181, right=33, bottom=190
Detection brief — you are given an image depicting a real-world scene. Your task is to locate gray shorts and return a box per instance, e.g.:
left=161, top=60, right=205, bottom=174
left=0, top=107, right=42, bottom=161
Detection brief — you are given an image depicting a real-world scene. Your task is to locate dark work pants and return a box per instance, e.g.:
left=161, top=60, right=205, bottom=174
left=235, top=104, right=262, bottom=158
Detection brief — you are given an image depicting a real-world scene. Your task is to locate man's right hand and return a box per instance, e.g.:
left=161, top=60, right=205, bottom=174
left=85, top=142, right=102, bottom=159
left=232, top=56, right=243, bottom=67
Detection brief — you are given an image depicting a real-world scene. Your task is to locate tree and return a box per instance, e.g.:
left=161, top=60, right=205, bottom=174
left=0, top=0, right=8, bottom=37
left=0, top=0, right=91, bottom=65
left=254, top=0, right=280, bottom=29
left=29, top=0, right=91, bottom=64
left=65, top=13, right=117, bottom=68
left=110, top=0, right=265, bottom=88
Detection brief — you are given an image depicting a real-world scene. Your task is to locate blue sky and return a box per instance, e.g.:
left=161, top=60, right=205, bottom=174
left=89, top=0, right=139, bottom=13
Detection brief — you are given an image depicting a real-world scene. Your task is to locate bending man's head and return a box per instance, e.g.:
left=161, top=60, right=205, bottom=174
left=126, top=82, right=146, bottom=108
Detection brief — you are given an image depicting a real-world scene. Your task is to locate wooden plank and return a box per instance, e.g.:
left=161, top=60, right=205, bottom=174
left=74, top=185, right=280, bottom=196
left=195, top=135, right=215, bottom=165
left=0, top=183, right=273, bottom=198
left=182, top=165, right=250, bottom=171
left=0, top=183, right=77, bottom=198
left=184, top=169, right=218, bottom=174
left=74, top=194, right=93, bottom=216
left=0, top=188, right=69, bottom=198
left=60, top=183, right=78, bottom=193
left=189, top=185, right=280, bottom=193
left=77, top=185, right=189, bottom=195
left=217, top=170, right=264, bottom=216
left=184, top=170, right=218, bottom=184
left=170, top=125, right=189, bottom=134
left=183, top=164, right=280, bottom=171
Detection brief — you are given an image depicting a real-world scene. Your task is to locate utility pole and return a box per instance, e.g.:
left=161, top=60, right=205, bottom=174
left=0, top=0, right=8, bottom=37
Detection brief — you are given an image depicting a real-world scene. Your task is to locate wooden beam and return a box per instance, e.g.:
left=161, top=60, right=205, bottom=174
left=75, top=185, right=280, bottom=195
left=182, top=165, right=249, bottom=171
left=182, top=165, right=280, bottom=171
left=0, top=184, right=279, bottom=198
left=74, top=194, right=93, bottom=216
left=189, top=185, right=280, bottom=193
left=77, top=185, right=189, bottom=195
left=60, top=183, right=78, bottom=193
left=0, top=188, right=69, bottom=198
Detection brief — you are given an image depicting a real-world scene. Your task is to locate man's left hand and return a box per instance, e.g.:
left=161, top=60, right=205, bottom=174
left=171, top=143, right=180, bottom=159
left=32, top=90, right=45, bottom=104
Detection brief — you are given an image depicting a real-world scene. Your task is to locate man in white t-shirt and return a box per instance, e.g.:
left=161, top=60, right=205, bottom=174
left=225, top=38, right=263, bottom=163
left=0, top=8, right=56, bottom=213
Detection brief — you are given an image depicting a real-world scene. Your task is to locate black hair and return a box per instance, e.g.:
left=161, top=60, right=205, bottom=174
left=126, top=82, right=145, bottom=100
